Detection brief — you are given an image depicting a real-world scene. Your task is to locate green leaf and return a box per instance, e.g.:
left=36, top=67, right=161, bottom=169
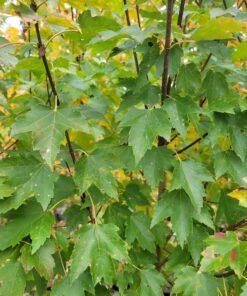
left=151, top=190, right=193, bottom=247
left=170, top=159, right=213, bottom=210
left=70, top=224, right=128, bottom=284
left=0, top=157, right=57, bottom=211
left=0, top=201, right=45, bottom=250
left=51, top=273, right=94, bottom=296
left=74, top=150, right=118, bottom=198
left=164, top=99, right=187, bottom=136
left=214, top=151, right=247, bottom=186
left=125, top=212, right=156, bottom=253
left=176, top=63, right=201, bottom=94
left=188, top=225, right=209, bottom=264
left=0, top=261, right=26, bottom=296
left=20, top=241, right=55, bottom=280
left=0, top=178, right=14, bottom=199
left=168, top=44, right=183, bottom=77
left=15, top=57, right=44, bottom=75
left=120, top=107, right=171, bottom=163
left=173, top=266, right=218, bottom=296
left=200, top=232, right=247, bottom=277
left=78, top=10, right=121, bottom=43
left=171, top=191, right=193, bottom=247
left=12, top=104, right=90, bottom=166
left=139, top=268, right=165, bottom=296
left=151, top=191, right=213, bottom=247
left=139, top=146, right=173, bottom=188
left=151, top=194, right=172, bottom=228
left=228, top=115, right=247, bottom=162
left=202, top=70, right=229, bottom=101
left=240, top=282, right=247, bottom=296
left=30, top=212, right=55, bottom=254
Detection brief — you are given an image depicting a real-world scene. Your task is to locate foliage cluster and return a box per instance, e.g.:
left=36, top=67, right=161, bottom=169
left=0, top=0, right=246, bottom=295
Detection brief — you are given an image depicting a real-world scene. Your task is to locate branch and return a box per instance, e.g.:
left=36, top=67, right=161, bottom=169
left=0, top=140, right=18, bottom=155
left=156, top=255, right=169, bottom=271
left=227, top=219, right=247, bottom=231
left=65, top=130, right=76, bottom=164
left=195, top=0, right=203, bottom=6
left=174, top=133, right=208, bottom=155
left=222, top=0, right=227, bottom=9
left=31, top=0, right=77, bottom=164
left=161, top=0, right=174, bottom=104
left=33, top=21, right=59, bottom=104
left=123, top=0, right=140, bottom=74
left=200, top=53, right=212, bottom=72
left=177, top=0, right=186, bottom=28
left=135, top=4, right=142, bottom=29
left=214, top=270, right=235, bottom=278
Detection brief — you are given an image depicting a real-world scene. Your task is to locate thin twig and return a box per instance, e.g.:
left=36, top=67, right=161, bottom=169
left=123, top=0, right=140, bottom=74
left=31, top=0, right=78, bottom=166
left=65, top=130, right=76, bottom=164
left=177, top=0, right=186, bottom=28
left=64, top=160, right=72, bottom=176
left=0, top=140, right=18, bottom=155
left=87, top=192, right=96, bottom=224
left=161, top=0, right=174, bottom=104
left=174, top=133, right=208, bottom=155
left=0, top=42, right=25, bottom=49
left=135, top=4, right=142, bottom=29
left=37, top=0, right=48, bottom=9
left=45, top=29, right=78, bottom=48
left=215, top=270, right=235, bottom=278
left=201, top=53, right=212, bottom=72
left=222, top=0, right=227, bottom=9
left=227, top=219, right=247, bottom=231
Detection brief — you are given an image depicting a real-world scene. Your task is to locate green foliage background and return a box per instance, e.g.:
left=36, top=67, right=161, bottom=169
left=0, top=0, right=246, bottom=295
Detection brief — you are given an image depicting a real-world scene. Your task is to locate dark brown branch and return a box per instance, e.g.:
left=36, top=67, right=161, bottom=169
left=174, top=133, right=208, bottom=155
left=227, top=219, right=247, bottom=231
left=156, top=256, right=168, bottom=271
left=135, top=4, right=142, bottom=29
left=201, top=53, right=212, bottom=72
left=34, top=23, right=59, bottom=103
left=123, top=0, right=140, bottom=74
left=170, top=133, right=179, bottom=143
left=199, top=97, right=207, bottom=107
left=161, top=0, right=174, bottom=104
left=222, top=0, right=227, bottom=9
left=31, top=1, right=59, bottom=105
left=64, top=160, right=72, bottom=176
left=123, top=0, right=131, bottom=26
left=177, top=0, right=186, bottom=28
left=0, top=140, right=18, bottom=155
left=45, top=75, right=51, bottom=106
left=215, top=270, right=235, bottom=278
left=195, top=0, right=203, bottom=6
left=65, top=130, right=76, bottom=164
left=37, top=0, right=48, bottom=9
left=27, top=22, right=32, bottom=94
left=31, top=0, right=77, bottom=165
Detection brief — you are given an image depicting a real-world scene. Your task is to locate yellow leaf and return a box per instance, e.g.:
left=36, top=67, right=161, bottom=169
left=5, top=27, right=20, bottom=42
left=45, top=15, right=76, bottom=29
left=228, top=189, right=247, bottom=208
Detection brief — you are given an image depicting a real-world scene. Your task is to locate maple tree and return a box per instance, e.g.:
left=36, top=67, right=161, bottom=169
left=0, top=0, right=246, bottom=295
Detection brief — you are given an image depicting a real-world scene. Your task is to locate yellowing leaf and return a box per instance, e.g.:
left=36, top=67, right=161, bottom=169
left=232, top=42, right=247, bottom=62
left=192, top=18, right=242, bottom=41
left=45, top=16, right=76, bottom=29
left=5, top=27, right=20, bottom=42
left=228, top=189, right=247, bottom=208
